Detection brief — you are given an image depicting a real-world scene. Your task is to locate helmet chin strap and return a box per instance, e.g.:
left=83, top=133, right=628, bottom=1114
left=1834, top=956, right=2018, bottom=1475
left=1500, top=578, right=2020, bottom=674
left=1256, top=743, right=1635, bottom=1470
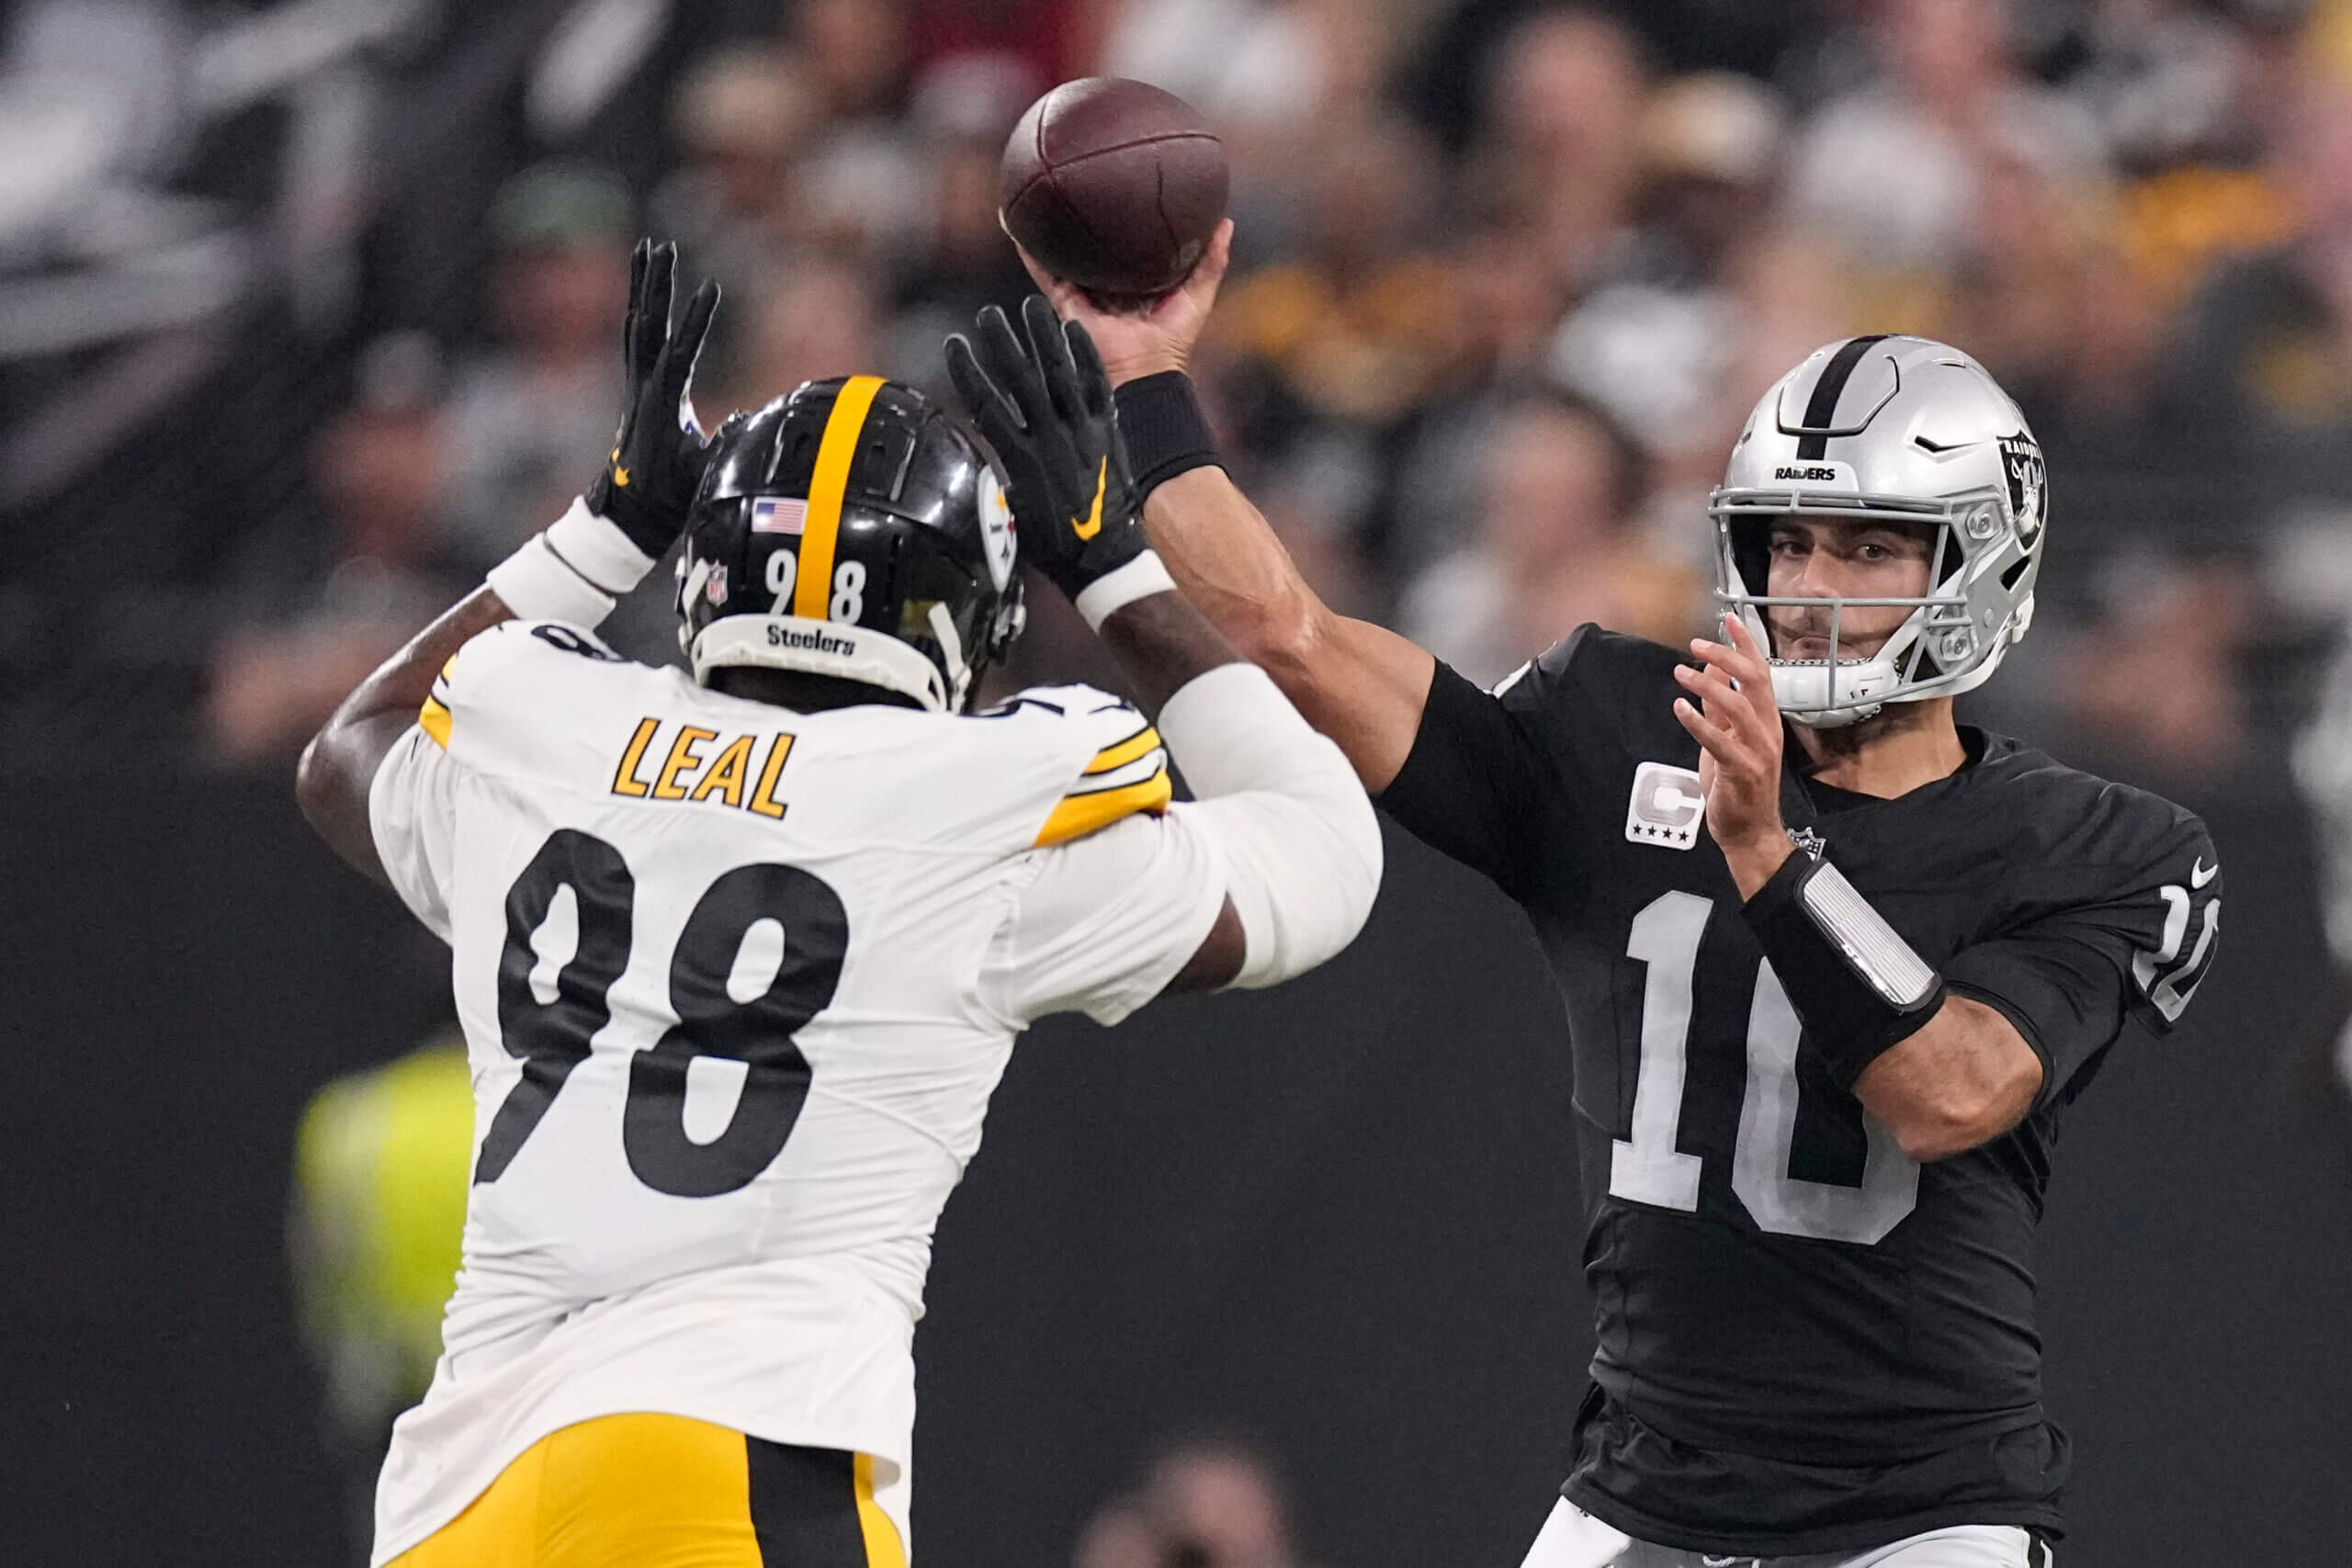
left=927, top=602, right=971, bottom=711
left=1772, top=665, right=1887, bottom=728
left=1750, top=599, right=1928, bottom=729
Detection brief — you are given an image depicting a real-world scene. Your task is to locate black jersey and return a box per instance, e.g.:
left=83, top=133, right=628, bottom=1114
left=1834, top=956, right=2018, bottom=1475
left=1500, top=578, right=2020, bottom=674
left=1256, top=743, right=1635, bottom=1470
left=1379, top=627, right=2221, bottom=1557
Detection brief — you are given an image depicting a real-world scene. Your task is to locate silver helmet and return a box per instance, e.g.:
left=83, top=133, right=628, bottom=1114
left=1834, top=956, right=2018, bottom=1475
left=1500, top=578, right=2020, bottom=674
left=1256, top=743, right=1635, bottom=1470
left=1710, top=335, right=2047, bottom=728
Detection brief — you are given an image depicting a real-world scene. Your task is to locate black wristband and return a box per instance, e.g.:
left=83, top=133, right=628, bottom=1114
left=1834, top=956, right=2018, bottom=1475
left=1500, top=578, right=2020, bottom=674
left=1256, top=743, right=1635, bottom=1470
left=1741, top=851, right=1947, bottom=1090
left=1114, top=371, right=1224, bottom=500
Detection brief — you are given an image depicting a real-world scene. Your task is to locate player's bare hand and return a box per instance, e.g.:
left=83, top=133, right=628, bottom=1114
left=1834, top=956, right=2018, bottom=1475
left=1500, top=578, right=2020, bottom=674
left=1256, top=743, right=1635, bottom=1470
left=1673, top=612, right=1792, bottom=897
left=1018, top=218, right=1233, bottom=386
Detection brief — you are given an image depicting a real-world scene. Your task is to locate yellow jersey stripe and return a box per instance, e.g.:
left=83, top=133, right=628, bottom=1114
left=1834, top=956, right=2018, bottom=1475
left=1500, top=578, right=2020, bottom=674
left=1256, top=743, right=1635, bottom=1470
left=1034, top=768, right=1173, bottom=847
left=1083, top=727, right=1162, bottom=775
left=420, top=651, right=459, bottom=743
left=854, top=1452, right=908, bottom=1568
left=793, top=375, right=887, bottom=622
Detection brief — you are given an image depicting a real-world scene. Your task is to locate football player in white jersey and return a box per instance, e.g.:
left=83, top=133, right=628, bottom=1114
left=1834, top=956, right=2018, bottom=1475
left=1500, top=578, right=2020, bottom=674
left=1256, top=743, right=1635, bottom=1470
left=295, top=242, right=1382, bottom=1568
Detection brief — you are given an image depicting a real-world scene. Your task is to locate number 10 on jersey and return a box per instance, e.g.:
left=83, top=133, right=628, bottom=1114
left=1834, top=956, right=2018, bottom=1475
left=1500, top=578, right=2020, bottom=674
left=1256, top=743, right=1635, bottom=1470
left=1611, top=892, right=1920, bottom=1246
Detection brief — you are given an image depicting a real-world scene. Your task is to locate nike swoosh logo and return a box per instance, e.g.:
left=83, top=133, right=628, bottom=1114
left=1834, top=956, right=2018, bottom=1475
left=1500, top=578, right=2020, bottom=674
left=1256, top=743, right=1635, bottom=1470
left=1071, top=457, right=1105, bottom=540
left=2190, top=857, right=2218, bottom=888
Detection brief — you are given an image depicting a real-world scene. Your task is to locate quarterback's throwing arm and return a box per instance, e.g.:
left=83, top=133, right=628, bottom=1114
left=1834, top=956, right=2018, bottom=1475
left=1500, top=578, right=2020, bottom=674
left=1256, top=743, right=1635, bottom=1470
left=1019, top=231, right=2220, bottom=1566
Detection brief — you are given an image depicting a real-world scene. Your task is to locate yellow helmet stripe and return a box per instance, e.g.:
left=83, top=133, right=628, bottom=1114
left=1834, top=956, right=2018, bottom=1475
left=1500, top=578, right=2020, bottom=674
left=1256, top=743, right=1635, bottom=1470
left=792, top=375, right=887, bottom=622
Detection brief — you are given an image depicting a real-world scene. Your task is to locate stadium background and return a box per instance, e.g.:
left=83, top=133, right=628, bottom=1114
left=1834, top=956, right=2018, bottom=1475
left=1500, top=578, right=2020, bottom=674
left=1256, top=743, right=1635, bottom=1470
left=5, top=0, right=2352, bottom=1562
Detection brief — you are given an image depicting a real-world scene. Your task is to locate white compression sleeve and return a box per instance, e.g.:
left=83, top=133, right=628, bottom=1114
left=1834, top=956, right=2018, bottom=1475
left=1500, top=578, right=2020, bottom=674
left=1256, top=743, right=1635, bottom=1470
left=483, top=498, right=660, bottom=626
left=1155, top=660, right=1383, bottom=988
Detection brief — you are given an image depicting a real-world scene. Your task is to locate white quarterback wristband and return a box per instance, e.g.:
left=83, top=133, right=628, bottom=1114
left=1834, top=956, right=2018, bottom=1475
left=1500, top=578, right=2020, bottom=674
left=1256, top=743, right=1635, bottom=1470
left=1801, top=860, right=1940, bottom=1008
left=1073, top=549, right=1179, bottom=631
left=483, top=497, right=662, bottom=627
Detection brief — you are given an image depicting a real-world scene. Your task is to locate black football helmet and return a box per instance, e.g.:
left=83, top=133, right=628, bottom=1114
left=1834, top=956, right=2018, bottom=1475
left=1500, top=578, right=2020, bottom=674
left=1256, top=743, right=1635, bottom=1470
left=677, top=376, right=1024, bottom=711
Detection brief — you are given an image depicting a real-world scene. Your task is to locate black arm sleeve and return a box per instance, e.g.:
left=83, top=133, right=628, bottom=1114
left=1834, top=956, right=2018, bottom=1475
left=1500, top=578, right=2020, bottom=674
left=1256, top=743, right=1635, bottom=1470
left=1947, top=929, right=2135, bottom=1111
left=1375, top=659, right=1551, bottom=902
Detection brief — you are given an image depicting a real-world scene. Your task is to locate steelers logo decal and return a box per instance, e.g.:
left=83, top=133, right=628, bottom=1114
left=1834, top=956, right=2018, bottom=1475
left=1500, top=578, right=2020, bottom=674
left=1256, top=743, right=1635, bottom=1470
left=979, top=472, right=1017, bottom=591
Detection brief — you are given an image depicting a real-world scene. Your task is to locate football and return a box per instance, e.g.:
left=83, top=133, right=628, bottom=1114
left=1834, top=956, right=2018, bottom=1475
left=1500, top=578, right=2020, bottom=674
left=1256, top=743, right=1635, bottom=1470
left=998, top=77, right=1228, bottom=302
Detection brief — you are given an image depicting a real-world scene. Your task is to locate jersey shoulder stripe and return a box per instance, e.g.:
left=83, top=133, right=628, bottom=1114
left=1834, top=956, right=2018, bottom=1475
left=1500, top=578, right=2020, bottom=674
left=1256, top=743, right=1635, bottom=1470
left=422, top=620, right=677, bottom=788
left=978, top=685, right=1173, bottom=849
left=419, top=656, right=458, bottom=749
left=1082, top=723, right=1163, bottom=777
left=1035, top=761, right=1173, bottom=846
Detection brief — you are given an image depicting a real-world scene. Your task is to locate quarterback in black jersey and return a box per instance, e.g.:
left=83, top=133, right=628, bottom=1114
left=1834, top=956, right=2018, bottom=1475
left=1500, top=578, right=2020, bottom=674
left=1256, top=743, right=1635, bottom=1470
left=996, top=231, right=2223, bottom=1568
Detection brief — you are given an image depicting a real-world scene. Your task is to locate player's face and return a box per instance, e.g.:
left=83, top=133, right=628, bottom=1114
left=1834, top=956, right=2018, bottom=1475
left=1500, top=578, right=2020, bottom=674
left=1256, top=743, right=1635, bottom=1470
left=1762, top=518, right=1937, bottom=661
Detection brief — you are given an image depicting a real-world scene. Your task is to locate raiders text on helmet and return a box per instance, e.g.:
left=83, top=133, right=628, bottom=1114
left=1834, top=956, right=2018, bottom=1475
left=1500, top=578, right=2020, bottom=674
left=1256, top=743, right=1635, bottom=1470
left=676, top=376, right=1024, bottom=712
left=1710, top=335, right=2047, bottom=727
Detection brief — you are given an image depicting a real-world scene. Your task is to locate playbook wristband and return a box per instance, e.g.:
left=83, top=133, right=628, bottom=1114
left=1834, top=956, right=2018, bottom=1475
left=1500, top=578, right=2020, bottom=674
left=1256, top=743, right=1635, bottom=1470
left=1113, top=371, right=1223, bottom=500
left=1741, top=851, right=1947, bottom=1089
left=484, top=496, right=660, bottom=627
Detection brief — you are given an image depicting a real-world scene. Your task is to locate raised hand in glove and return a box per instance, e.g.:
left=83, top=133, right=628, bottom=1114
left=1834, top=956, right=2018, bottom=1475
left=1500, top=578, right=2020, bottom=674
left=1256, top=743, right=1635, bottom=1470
left=945, top=295, right=1148, bottom=605
left=585, top=239, right=720, bottom=557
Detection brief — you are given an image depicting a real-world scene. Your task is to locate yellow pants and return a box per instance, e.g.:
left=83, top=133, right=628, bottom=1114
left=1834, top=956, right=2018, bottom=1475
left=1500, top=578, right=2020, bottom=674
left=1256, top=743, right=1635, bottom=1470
left=388, top=1413, right=908, bottom=1568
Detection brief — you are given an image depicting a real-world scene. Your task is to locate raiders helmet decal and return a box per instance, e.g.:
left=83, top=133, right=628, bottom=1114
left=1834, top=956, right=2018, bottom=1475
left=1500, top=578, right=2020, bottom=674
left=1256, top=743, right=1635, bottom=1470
left=1999, top=434, right=2046, bottom=541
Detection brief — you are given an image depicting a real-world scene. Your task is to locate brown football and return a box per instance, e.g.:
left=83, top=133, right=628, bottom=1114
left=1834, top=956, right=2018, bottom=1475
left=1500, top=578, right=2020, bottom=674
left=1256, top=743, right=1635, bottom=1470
left=999, top=77, right=1228, bottom=300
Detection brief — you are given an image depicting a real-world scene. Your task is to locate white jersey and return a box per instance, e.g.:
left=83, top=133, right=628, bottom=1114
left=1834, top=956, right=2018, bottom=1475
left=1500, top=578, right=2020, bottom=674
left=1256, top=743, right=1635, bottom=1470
left=364, top=621, right=1227, bottom=1562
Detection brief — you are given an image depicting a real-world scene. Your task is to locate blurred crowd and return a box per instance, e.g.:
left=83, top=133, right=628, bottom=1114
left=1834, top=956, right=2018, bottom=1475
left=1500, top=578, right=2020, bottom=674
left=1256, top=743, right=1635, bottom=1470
left=15, top=4, right=2352, bottom=1559
left=9, top=0, right=2352, bottom=788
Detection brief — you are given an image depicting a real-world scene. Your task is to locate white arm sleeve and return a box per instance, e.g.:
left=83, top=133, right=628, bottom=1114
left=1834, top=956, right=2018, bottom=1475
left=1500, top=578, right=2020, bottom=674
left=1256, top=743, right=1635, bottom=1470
left=368, top=726, right=464, bottom=942
left=987, top=807, right=1229, bottom=1027
left=986, top=660, right=1382, bottom=1023
left=1158, top=660, right=1382, bottom=988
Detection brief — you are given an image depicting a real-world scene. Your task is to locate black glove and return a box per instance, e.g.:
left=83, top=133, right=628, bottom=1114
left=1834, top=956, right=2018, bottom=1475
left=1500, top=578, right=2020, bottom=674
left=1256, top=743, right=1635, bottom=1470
left=945, top=295, right=1148, bottom=602
left=585, top=239, right=720, bottom=558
